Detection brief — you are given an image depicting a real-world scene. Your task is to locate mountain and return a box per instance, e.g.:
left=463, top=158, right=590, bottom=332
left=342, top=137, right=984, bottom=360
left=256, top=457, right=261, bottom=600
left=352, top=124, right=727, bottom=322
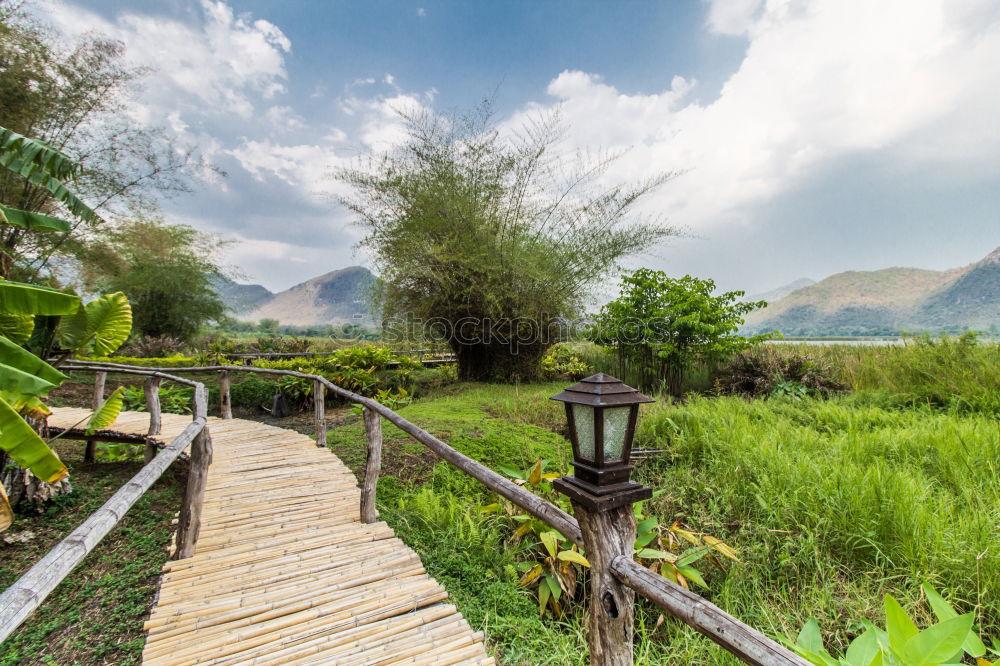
left=242, top=266, right=375, bottom=326
left=745, top=277, right=815, bottom=304
left=743, top=249, right=1000, bottom=335
left=211, top=275, right=274, bottom=315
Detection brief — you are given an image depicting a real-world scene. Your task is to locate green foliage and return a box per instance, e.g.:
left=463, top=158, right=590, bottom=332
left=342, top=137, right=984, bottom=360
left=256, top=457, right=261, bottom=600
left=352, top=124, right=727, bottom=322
left=76, top=218, right=226, bottom=342
left=789, top=587, right=991, bottom=666
left=0, top=281, right=131, bottom=528
left=589, top=269, right=774, bottom=395
left=335, top=103, right=677, bottom=382
left=540, top=343, right=592, bottom=381
left=84, top=387, right=125, bottom=435
left=229, top=375, right=278, bottom=412
left=120, top=384, right=192, bottom=415
left=57, top=291, right=132, bottom=356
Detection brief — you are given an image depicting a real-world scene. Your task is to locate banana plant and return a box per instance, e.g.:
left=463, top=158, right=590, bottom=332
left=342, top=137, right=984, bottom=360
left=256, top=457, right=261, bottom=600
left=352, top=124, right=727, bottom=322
left=0, top=281, right=132, bottom=531
left=788, top=585, right=994, bottom=666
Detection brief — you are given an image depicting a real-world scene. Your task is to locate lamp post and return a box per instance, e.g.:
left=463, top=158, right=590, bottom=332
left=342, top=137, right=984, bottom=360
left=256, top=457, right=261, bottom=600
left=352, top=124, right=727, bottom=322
left=551, top=373, right=654, bottom=666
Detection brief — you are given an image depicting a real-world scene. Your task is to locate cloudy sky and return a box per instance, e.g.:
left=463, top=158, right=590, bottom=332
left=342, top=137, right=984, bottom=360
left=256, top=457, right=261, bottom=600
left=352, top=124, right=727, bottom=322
left=33, top=0, right=1000, bottom=295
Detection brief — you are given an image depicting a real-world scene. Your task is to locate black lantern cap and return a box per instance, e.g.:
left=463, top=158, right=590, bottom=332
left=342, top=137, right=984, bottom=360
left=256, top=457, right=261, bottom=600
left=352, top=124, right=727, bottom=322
left=550, top=373, right=655, bottom=408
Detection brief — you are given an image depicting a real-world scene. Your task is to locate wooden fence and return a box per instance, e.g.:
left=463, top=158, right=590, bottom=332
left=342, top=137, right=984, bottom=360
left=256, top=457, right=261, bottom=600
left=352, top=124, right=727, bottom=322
left=0, top=360, right=808, bottom=666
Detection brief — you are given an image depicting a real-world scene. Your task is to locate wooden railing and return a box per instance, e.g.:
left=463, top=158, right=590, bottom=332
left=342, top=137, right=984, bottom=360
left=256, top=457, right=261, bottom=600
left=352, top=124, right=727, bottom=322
left=1, top=360, right=808, bottom=666
left=0, top=368, right=212, bottom=643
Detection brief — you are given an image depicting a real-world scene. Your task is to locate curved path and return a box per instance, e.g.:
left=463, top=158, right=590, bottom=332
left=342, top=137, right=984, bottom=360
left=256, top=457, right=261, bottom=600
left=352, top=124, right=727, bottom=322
left=47, top=408, right=494, bottom=666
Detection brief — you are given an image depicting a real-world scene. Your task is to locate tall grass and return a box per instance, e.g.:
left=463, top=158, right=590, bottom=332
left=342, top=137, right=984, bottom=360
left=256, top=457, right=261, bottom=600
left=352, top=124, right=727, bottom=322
left=634, top=394, right=999, bottom=656
left=803, top=334, right=1000, bottom=413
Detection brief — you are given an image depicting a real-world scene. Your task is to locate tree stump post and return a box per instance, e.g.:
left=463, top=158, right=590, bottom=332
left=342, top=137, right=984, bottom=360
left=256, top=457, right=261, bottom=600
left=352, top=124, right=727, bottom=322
left=360, top=406, right=382, bottom=523
left=92, top=371, right=106, bottom=411
left=219, top=370, right=232, bottom=419
left=313, top=380, right=326, bottom=447
left=174, top=427, right=212, bottom=559
left=145, top=377, right=162, bottom=436
left=85, top=371, right=110, bottom=463
left=573, top=502, right=638, bottom=666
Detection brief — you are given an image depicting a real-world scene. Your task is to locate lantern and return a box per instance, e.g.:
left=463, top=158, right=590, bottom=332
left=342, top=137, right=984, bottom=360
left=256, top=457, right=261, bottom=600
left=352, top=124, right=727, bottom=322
left=551, top=373, right=654, bottom=511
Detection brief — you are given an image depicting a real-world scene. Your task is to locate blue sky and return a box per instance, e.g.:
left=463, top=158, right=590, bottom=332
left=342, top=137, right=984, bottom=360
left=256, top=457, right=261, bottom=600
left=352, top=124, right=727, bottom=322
left=35, top=0, right=1000, bottom=297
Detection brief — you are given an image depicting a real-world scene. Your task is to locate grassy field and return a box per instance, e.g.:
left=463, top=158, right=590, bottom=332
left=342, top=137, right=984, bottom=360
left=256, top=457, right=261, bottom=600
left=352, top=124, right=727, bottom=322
left=3, top=339, right=998, bottom=664
left=325, top=347, right=999, bottom=663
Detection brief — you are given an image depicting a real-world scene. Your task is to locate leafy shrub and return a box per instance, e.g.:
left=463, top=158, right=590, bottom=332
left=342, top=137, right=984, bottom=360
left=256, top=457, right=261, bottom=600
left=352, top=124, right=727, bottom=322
left=712, top=346, right=846, bottom=399
left=789, top=585, right=994, bottom=666
left=276, top=375, right=313, bottom=410
left=118, top=335, right=186, bottom=358
left=230, top=376, right=279, bottom=412
left=120, top=383, right=193, bottom=414
left=540, top=344, right=592, bottom=381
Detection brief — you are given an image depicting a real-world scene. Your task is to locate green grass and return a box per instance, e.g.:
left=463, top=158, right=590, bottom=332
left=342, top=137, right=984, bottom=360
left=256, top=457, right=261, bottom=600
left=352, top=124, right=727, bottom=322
left=634, top=394, right=998, bottom=659
left=321, top=371, right=999, bottom=664
left=0, top=440, right=185, bottom=666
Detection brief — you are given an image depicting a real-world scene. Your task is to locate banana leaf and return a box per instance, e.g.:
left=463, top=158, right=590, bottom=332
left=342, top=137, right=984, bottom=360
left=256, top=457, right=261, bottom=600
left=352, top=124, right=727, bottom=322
left=0, top=205, right=72, bottom=232
left=85, top=387, right=125, bottom=435
left=0, top=335, right=66, bottom=386
left=0, top=127, right=78, bottom=183
left=0, top=280, right=79, bottom=315
left=59, top=292, right=131, bottom=356
left=0, top=394, right=67, bottom=484
left=0, top=312, right=34, bottom=345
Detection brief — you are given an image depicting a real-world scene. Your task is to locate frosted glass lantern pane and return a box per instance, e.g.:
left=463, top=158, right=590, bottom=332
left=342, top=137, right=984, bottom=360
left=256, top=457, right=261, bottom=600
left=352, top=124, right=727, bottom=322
left=571, top=404, right=595, bottom=461
left=603, top=407, right=631, bottom=461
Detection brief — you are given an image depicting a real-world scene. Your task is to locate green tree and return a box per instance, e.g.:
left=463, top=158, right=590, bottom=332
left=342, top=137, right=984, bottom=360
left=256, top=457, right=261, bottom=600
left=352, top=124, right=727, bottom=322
left=0, top=4, right=207, bottom=280
left=589, top=269, right=773, bottom=395
left=335, top=105, right=679, bottom=381
left=76, top=218, right=227, bottom=342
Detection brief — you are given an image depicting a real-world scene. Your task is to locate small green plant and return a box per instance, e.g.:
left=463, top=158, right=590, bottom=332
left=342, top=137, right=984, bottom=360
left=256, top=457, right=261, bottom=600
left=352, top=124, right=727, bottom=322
left=631, top=493, right=740, bottom=590
left=494, top=459, right=737, bottom=615
left=789, top=584, right=994, bottom=666
left=771, top=379, right=809, bottom=401
left=120, top=383, right=193, bottom=415
left=352, top=388, right=412, bottom=416
left=540, top=344, right=592, bottom=381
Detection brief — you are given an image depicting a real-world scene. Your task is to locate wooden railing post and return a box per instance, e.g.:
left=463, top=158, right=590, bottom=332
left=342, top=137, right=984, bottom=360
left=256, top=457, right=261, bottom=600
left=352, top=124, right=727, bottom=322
left=174, top=426, right=212, bottom=559
left=219, top=370, right=232, bottom=419
left=92, top=371, right=106, bottom=411
left=360, top=406, right=382, bottom=523
left=84, top=371, right=108, bottom=463
left=574, top=503, right=638, bottom=666
left=313, top=380, right=326, bottom=447
left=145, top=377, right=162, bottom=436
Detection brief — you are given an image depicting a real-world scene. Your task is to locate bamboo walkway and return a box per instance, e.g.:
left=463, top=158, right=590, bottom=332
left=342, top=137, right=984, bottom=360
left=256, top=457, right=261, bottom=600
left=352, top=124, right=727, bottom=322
left=47, top=408, right=495, bottom=665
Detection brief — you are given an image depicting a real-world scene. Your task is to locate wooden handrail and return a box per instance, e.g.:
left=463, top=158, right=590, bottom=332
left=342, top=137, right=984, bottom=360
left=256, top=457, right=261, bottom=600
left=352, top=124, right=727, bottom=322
left=54, top=360, right=809, bottom=665
left=0, top=370, right=211, bottom=645
left=610, top=557, right=808, bottom=665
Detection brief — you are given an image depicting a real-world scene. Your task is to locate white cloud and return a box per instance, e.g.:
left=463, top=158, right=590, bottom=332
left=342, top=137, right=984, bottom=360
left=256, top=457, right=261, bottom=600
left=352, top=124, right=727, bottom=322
left=417, top=7, right=426, bottom=17
left=517, top=0, right=1000, bottom=229
left=38, top=0, right=291, bottom=123
left=264, top=105, right=306, bottom=131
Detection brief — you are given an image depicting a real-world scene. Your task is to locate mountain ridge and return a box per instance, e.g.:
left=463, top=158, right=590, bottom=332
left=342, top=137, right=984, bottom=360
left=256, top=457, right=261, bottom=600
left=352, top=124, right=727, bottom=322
left=744, top=249, right=1000, bottom=335
left=238, top=266, right=375, bottom=326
